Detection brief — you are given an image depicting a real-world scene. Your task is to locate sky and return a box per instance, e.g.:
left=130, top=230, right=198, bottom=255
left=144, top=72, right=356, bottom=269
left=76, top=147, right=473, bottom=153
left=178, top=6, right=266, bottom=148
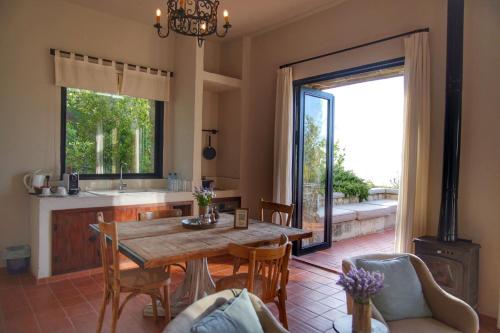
left=324, top=76, right=404, bottom=187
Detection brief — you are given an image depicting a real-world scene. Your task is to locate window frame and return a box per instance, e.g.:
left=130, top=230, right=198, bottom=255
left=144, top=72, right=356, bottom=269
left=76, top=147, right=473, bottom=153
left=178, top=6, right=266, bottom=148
left=60, top=87, right=164, bottom=180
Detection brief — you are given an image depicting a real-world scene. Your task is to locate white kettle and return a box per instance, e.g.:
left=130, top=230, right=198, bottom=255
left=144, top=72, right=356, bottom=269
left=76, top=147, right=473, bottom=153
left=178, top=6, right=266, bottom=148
left=23, top=170, right=51, bottom=194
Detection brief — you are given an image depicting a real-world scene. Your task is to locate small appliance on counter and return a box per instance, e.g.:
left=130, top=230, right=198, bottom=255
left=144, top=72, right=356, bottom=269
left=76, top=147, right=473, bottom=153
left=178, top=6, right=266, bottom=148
left=23, top=170, right=52, bottom=194
left=63, top=171, right=80, bottom=195
left=201, top=178, right=214, bottom=190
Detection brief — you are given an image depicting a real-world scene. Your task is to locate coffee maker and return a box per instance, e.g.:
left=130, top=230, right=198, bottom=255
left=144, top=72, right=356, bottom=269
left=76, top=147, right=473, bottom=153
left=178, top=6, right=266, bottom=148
left=63, top=172, right=80, bottom=195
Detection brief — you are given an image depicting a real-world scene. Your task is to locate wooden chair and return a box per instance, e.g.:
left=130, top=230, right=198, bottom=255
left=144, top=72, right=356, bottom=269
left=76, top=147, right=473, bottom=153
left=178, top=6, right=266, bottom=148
left=215, top=234, right=292, bottom=329
left=96, top=212, right=171, bottom=333
left=260, top=198, right=295, bottom=227
left=138, top=209, right=187, bottom=273
left=138, top=209, right=182, bottom=221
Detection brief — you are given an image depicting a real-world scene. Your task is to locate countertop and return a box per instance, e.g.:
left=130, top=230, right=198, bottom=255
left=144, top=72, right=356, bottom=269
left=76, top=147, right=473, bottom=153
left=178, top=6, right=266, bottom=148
left=30, top=189, right=240, bottom=210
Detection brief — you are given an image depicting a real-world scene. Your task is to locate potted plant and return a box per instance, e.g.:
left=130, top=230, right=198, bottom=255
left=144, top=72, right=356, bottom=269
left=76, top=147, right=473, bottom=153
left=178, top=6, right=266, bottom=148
left=337, top=267, right=384, bottom=333
left=192, top=187, right=215, bottom=222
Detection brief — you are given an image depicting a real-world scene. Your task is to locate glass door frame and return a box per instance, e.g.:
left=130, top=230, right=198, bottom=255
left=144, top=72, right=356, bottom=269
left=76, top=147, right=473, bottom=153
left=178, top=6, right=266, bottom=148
left=292, top=86, right=335, bottom=255
left=291, top=57, right=406, bottom=256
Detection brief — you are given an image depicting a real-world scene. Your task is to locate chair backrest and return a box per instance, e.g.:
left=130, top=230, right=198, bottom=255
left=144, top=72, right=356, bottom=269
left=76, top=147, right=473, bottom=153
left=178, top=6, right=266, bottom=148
left=138, top=209, right=182, bottom=221
left=97, top=212, right=120, bottom=289
left=259, top=198, right=294, bottom=227
left=228, top=234, right=292, bottom=301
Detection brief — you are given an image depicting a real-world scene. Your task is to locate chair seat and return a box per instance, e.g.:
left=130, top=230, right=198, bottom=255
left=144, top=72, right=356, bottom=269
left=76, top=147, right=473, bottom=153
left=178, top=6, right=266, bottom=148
left=388, top=318, right=461, bottom=333
left=216, top=273, right=268, bottom=300
left=120, top=267, right=169, bottom=289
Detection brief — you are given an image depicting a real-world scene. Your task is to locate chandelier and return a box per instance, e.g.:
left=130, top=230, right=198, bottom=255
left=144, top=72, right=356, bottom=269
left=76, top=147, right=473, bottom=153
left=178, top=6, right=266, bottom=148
left=154, top=0, right=231, bottom=47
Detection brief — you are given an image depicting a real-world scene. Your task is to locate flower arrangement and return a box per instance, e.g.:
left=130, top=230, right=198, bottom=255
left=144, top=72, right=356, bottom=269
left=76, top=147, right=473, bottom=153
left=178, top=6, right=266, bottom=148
left=337, top=267, right=384, bottom=304
left=192, top=187, right=215, bottom=207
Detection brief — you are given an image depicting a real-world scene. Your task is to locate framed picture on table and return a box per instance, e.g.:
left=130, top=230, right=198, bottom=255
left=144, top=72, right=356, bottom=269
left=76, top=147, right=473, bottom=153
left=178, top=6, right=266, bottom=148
left=234, top=208, right=249, bottom=229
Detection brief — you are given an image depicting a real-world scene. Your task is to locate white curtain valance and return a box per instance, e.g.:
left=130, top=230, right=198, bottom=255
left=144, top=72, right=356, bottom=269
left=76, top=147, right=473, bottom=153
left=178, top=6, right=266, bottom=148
left=121, top=66, right=171, bottom=102
left=54, top=49, right=171, bottom=101
left=54, top=50, right=118, bottom=94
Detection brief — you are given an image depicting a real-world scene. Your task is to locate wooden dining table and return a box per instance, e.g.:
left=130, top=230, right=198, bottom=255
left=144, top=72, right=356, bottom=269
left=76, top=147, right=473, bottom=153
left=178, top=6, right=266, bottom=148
left=90, top=213, right=312, bottom=315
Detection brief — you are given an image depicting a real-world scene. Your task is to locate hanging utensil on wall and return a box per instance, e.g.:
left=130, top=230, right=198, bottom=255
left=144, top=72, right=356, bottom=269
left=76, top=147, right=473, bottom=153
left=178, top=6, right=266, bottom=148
left=202, top=129, right=218, bottom=160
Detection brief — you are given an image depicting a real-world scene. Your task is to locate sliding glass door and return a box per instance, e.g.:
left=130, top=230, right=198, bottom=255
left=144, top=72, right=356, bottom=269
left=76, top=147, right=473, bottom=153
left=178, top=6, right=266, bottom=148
left=293, top=87, right=334, bottom=254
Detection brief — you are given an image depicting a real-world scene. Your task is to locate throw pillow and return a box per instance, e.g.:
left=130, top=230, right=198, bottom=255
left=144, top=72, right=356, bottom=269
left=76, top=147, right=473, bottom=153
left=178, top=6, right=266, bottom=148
left=191, top=289, right=264, bottom=333
left=357, top=255, right=432, bottom=321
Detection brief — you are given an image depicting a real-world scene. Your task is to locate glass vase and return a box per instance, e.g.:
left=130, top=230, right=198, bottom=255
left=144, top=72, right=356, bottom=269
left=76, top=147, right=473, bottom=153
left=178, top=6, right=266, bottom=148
left=352, top=300, right=371, bottom=333
left=199, top=205, right=211, bottom=224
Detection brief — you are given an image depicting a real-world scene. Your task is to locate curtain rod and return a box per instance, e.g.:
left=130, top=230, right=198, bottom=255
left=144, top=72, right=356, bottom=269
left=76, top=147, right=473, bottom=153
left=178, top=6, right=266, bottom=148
left=49, top=48, right=174, bottom=77
left=279, top=27, right=430, bottom=69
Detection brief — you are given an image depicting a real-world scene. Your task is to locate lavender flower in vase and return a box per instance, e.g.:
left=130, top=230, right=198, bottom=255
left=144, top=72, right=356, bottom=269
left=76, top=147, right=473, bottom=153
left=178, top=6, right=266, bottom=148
left=337, top=267, right=384, bottom=333
left=192, top=187, right=215, bottom=223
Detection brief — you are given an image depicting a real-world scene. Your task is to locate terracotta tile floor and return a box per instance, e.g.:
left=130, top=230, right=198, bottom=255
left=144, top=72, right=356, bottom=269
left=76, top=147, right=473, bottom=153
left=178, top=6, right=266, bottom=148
left=1, top=255, right=498, bottom=333
left=0, top=258, right=345, bottom=333
left=299, top=228, right=396, bottom=271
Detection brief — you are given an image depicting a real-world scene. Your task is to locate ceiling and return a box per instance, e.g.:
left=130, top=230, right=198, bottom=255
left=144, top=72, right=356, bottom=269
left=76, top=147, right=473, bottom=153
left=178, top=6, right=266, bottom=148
left=61, top=0, right=347, bottom=41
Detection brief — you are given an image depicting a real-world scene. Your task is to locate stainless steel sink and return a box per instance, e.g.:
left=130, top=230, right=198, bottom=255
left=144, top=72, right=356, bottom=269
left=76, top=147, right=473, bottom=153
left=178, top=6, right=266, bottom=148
left=86, top=189, right=169, bottom=196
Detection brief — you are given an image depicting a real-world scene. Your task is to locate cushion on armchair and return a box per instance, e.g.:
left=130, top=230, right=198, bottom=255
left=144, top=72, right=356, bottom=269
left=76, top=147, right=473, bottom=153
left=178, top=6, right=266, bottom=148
left=191, top=289, right=264, bottom=333
left=357, top=255, right=432, bottom=321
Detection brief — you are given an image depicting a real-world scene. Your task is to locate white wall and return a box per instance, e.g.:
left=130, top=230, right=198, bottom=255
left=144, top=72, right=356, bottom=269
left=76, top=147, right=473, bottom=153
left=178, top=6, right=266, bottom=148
left=243, top=0, right=499, bottom=317
left=244, top=0, right=446, bottom=215
left=455, top=0, right=500, bottom=320
left=0, top=0, right=174, bottom=264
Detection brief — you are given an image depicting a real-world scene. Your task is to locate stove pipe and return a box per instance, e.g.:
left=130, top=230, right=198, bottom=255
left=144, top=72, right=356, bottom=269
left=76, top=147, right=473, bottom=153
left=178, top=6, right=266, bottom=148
left=438, top=0, right=464, bottom=242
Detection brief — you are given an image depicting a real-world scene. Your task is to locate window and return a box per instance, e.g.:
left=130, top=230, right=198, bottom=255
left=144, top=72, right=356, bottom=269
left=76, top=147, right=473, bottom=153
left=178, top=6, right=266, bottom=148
left=61, top=87, right=163, bottom=179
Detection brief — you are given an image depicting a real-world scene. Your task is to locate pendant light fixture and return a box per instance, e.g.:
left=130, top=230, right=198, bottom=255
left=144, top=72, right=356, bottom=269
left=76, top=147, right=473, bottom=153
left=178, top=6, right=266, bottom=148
left=154, top=0, right=231, bottom=47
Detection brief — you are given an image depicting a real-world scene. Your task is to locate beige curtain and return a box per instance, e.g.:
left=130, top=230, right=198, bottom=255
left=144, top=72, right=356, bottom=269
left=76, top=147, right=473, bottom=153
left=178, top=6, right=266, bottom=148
left=54, top=50, right=118, bottom=94
left=121, top=66, right=171, bottom=102
left=273, top=67, right=294, bottom=205
left=395, top=32, right=431, bottom=252
left=54, top=50, right=171, bottom=101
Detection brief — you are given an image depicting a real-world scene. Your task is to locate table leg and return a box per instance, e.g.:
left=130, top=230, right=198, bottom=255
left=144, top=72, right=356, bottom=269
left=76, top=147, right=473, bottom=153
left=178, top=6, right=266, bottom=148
left=143, top=258, right=216, bottom=317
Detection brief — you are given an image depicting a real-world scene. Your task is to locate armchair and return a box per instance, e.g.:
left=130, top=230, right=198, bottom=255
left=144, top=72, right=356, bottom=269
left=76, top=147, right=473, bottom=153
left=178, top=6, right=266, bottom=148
left=342, top=253, right=479, bottom=333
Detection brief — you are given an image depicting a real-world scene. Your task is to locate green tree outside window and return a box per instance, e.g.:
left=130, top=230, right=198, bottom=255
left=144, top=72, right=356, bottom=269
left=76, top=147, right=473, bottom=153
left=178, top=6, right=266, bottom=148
left=304, top=114, right=370, bottom=201
left=65, top=88, right=156, bottom=175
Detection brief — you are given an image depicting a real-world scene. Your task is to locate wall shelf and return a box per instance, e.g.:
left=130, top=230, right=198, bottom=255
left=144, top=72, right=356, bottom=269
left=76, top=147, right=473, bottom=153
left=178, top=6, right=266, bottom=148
left=203, top=71, right=242, bottom=92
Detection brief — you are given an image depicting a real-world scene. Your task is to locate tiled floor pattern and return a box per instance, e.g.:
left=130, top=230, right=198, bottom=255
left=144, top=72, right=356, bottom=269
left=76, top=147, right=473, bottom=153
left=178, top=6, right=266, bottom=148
left=299, top=228, right=396, bottom=271
left=0, top=258, right=346, bottom=333
left=1, top=255, right=498, bottom=333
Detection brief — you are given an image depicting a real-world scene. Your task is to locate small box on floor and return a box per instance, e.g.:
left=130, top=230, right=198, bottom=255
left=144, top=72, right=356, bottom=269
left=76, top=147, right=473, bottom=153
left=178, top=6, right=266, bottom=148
left=3, top=244, right=30, bottom=274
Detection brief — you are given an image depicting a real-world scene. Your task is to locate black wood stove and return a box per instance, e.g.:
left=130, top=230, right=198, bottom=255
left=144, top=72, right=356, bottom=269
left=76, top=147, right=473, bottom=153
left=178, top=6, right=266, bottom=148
left=413, top=0, right=480, bottom=309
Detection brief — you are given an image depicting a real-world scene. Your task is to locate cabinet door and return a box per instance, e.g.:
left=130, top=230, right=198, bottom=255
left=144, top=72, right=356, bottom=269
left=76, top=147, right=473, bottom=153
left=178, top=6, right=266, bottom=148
left=52, top=208, right=113, bottom=275
left=51, top=202, right=193, bottom=275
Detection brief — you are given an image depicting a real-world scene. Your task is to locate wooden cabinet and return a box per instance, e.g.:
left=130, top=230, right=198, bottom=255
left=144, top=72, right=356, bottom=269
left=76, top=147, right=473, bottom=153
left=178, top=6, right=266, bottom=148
left=212, top=196, right=241, bottom=213
left=51, top=202, right=192, bottom=275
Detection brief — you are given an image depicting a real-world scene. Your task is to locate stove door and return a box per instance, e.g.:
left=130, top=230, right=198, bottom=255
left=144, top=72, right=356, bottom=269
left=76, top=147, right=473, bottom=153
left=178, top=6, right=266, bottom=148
left=419, top=254, right=464, bottom=298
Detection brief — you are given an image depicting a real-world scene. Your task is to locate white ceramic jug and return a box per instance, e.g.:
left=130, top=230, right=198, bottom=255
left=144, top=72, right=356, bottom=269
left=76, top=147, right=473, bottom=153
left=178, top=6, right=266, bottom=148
left=23, top=170, right=48, bottom=193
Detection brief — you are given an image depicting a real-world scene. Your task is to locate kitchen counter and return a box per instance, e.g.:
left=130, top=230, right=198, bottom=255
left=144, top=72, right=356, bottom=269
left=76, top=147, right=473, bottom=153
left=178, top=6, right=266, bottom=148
left=33, top=189, right=240, bottom=209
left=29, top=189, right=240, bottom=279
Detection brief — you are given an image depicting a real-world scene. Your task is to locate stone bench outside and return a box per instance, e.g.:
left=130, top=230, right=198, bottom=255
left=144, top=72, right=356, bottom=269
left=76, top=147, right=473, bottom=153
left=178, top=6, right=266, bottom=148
left=331, top=200, right=398, bottom=241
left=303, top=189, right=399, bottom=243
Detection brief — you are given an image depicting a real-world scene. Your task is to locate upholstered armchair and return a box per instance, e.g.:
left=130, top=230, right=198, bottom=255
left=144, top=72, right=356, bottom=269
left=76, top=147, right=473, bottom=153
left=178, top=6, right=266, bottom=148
left=342, top=253, right=479, bottom=333
left=163, top=289, right=289, bottom=333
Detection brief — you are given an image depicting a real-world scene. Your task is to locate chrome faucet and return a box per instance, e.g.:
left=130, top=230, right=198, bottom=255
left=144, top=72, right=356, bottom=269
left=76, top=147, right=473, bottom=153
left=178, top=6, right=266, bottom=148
left=119, top=163, right=127, bottom=192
